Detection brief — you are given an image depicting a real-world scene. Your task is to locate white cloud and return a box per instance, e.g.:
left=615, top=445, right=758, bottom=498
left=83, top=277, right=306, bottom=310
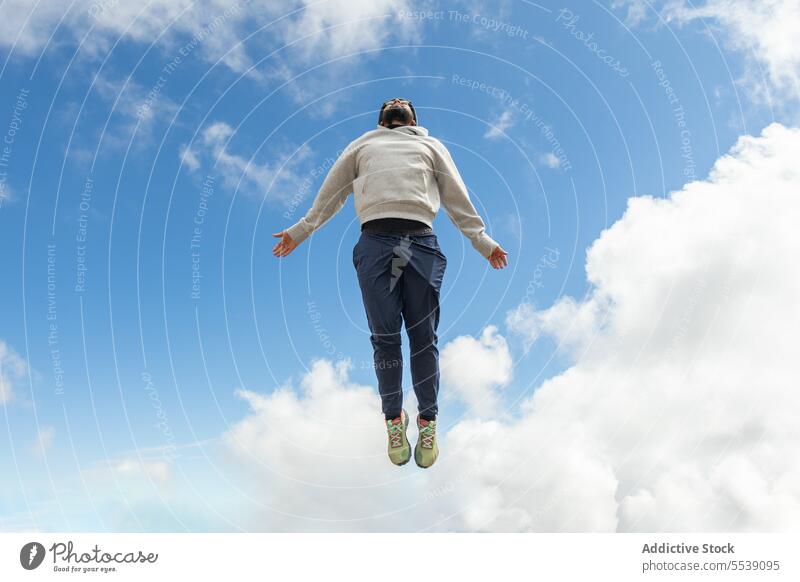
left=616, top=0, right=800, bottom=104
left=0, top=182, right=14, bottom=207
left=505, top=295, right=610, bottom=356
left=219, top=351, right=618, bottom=531
left=112, top=459, right=171, bottom=484
left=505, top=302, right=541, bottom=349
left=182, top=121, right=313, bottom=200
left=0, top=340, right=27, bottom=405
left=539, top=152, right=561, bottom=169
left=259, top=0, right=419, bottom=114
left=440, top=325, right=513, bottom=418
left=1, top=1, right=421, bottom=123
left=268, top=0, right=416, bottom=63
left=669, top=0, right=799, bottom=102
left=612, top=0, right=649, bottom=26
left=219, top=123, right=800, bottom=531
left=30, top=426, right=56, bottom=456
left=179, top=144, right=201, bottom=172
left=220, top=358, right=434, bottom=531
left=0, top=1, right=67, bottom=55
left=483, top=109, right=515, bottom=140
left=497, top=122, right=800, bottom=530
left=0, top=0, right=417, bottom=79
left=83, top=457, right=172, bottom=487
left=91, top=74, right=181, bottom=150
left=0, top=0, right=250, bottom=71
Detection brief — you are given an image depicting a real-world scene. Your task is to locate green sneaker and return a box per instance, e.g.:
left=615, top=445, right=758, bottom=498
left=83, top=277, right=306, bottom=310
left=414, top=416, right=439, bottom=468
left=386, top=409, right=411, bottom=466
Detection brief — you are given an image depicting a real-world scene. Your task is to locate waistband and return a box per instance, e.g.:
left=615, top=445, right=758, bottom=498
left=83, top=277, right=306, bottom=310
left=361, top=224, right=434, bottom=236
left=361, top=218, right=434, bottom=236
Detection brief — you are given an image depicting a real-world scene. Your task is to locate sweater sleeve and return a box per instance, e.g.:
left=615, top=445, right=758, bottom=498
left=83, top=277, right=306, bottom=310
left=285, top=144, right=358, bottom=244
left=433, top=142, right=499, bottom=259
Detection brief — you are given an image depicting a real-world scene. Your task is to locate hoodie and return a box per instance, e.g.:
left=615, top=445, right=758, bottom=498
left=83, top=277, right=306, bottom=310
left=285, top=124, right=499, bottom=259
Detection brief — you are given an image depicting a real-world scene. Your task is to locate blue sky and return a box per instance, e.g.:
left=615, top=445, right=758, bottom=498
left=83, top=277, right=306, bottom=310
left=1, top=0, right=798, bottom=532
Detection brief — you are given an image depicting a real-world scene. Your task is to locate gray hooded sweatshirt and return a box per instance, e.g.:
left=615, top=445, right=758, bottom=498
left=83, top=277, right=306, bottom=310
left=285, top=124, right=499, bottom=259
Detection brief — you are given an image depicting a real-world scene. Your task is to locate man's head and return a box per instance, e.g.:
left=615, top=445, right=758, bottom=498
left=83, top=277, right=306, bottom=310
left=379, top=98, right=417, bottom=128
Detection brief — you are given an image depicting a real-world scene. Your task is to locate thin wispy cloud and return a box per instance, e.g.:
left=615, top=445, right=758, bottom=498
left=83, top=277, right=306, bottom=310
left=90, top=74, right=181, bottom=151
left=539, top=152, right=561, bottom=169
left=182, top=121, right=313, bottom=201
left=0, top=340, right=27, bottom=405
left=29, top=426, right=56, bottom=457
left=483, top=108, right=515, bottom=139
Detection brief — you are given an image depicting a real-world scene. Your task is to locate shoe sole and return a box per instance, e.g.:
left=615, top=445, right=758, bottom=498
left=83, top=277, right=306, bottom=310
left=414, top=448, right=438, bottom=469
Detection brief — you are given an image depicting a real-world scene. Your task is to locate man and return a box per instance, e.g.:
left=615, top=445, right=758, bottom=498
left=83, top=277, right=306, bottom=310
left=273, top=98, right=508, bottom=468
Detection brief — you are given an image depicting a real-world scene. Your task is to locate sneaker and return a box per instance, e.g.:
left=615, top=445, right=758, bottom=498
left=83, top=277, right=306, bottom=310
left=385, top=409, right=411, bottom=466
left=414, top=416, right=439, bottom=468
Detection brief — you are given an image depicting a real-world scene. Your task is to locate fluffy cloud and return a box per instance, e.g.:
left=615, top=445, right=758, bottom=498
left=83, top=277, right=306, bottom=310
left=506, top=295, right=610, bottom=356
left=0, top=339, right=27, bottom=405
left=616, top=0, right=800, bottom=104
left=0, top=0, right=246, bottom=69
left=440, top=325, right=513, bottom=418
left=670, top=0, right=799, bottom=102
left=0, top=0, right=416, bottom=75
left=221, top=123, right=800, bottom=531
left=265, top=0, right=416, bottom=64
left=499, top=122, right=800, bottom=530
left=220, top=351, right=619, bottom=532
left=220, top=359, right=434, bottom=531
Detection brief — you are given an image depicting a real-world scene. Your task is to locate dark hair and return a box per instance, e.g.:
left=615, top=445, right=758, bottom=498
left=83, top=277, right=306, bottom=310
left=378, top=99, right=417, bottom=125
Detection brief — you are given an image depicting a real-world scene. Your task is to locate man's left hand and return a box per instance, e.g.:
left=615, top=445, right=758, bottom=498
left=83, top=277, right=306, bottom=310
left=488, top=245, right=509, bottom=269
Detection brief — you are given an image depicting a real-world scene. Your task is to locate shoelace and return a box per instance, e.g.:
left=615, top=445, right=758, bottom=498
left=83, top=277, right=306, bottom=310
left=387, top=422, right=404, bottom=448
left=419, top=423, right=436, bottom=449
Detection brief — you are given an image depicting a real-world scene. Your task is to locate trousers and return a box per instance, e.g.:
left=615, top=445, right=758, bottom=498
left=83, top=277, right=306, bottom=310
left=352, top=230, right=447, bottom=419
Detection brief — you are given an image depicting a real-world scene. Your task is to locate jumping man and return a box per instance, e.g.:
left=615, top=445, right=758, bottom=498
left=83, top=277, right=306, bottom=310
left=273, top=98, right=509, bottom=468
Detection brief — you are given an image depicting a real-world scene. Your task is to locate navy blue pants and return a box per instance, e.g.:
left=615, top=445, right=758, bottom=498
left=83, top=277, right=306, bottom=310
left=352, top=231, right=447, bottom=420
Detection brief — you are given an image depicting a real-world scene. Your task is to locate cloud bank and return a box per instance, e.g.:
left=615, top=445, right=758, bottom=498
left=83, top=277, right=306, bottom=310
left=219, top=123, right=800, bottom=531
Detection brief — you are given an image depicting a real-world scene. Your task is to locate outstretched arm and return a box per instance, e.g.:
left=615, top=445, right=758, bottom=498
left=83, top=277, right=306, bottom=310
left=273, top=145, right=358, bottom=257
left=433, top=142, right=508, bottom=268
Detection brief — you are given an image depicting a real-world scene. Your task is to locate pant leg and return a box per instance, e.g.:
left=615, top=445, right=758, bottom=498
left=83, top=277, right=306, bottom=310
left=353, top=232, right=404, bottom=419
left=401, top=234, right=447, bottom=419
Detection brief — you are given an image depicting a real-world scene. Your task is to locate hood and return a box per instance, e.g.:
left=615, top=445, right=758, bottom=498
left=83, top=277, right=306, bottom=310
left=376, top=124, right=429, bottom=137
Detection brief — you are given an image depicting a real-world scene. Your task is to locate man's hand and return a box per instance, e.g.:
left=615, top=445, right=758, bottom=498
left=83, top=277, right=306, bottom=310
left=272, top=230, right=299, bottom=257
left=488, top=245, right=509, bottom=269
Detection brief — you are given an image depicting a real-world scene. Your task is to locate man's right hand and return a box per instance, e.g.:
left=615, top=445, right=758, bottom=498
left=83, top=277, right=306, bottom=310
left=488, top=245, right=509, bottom=269
left=272, top=230, right=299, bottom=257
